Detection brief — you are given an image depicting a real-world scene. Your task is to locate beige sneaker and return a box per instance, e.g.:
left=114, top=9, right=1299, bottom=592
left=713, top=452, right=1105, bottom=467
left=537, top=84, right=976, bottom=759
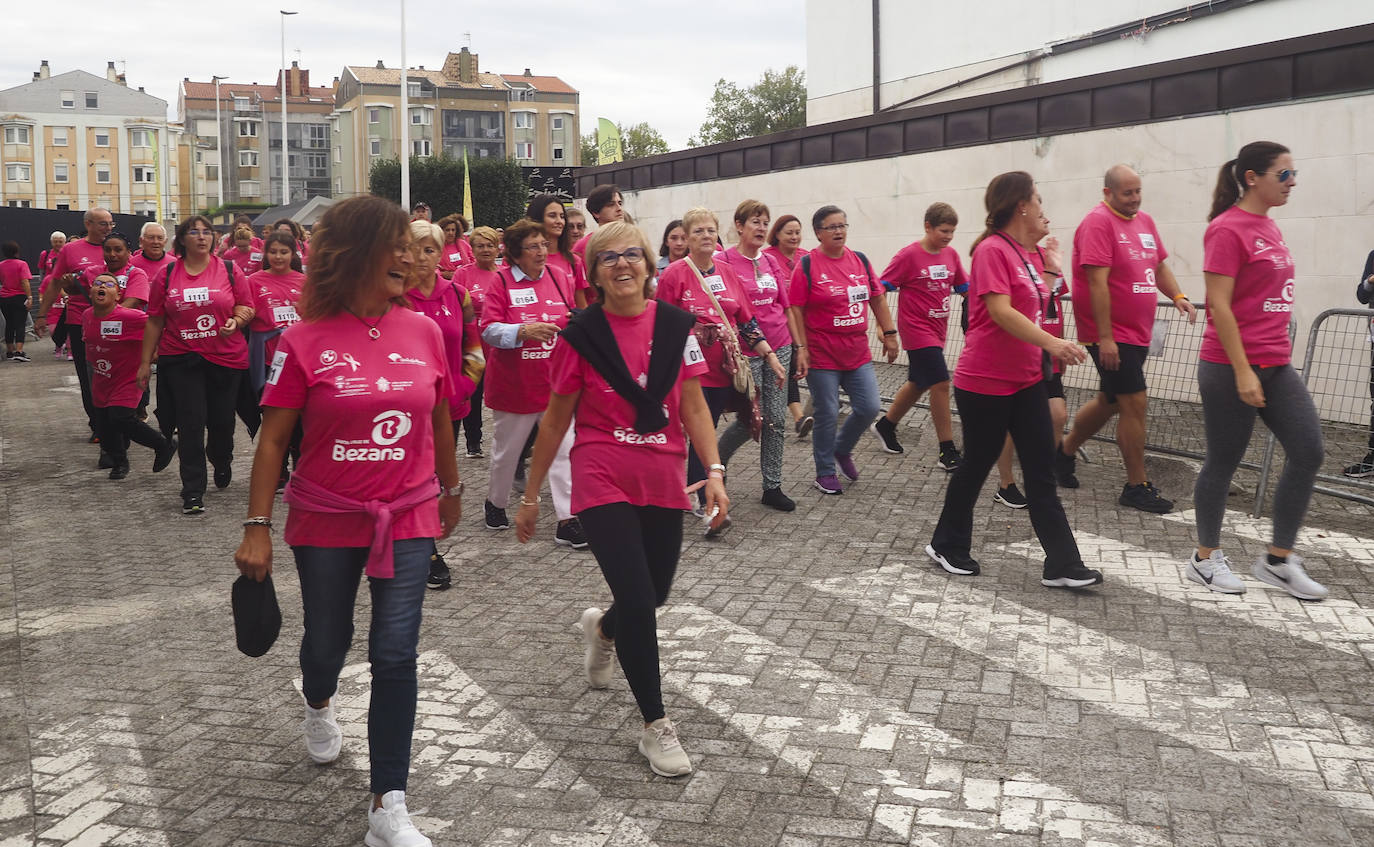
left=577, top=607, right=615, bottom=689
left=639, top=717, right=692, bottom=777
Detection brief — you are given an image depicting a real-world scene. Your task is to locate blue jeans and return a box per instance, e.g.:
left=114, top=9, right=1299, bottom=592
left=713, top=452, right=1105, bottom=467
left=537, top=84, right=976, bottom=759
left=294, top=538, right=431, bottom=795
left=807, top=364, right=881, bottom=477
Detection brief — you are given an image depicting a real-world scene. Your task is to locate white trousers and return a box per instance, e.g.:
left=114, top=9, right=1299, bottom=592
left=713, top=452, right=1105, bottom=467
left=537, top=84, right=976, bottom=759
left=487, top=409, right=574, bottom=520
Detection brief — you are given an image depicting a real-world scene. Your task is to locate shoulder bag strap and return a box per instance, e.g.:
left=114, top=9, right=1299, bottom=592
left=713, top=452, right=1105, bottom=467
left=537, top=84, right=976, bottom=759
left=684, top=259, right=745, bottom=358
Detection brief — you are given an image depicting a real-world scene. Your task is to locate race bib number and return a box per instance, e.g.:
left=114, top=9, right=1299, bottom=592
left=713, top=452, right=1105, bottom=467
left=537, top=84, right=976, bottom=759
left=704, top=275, right=726, bottom=295
left=928, top=264, right=949, bottom=280
left=449, top=252, right=462, bottom=262
left=182, top=286, right=210, bottom=305
left=266, top=350, right=287, bottom=385
left=756, top=273, right=777, bottom=291
left=100, top=320, right=122, bottom=338
left=250, top=252, right=263, bottom=264
left=847, top=284, right=869, bottom=304
left=683, top=334, right=705, bottom=367
left=272, top=305, right=299, bottom=325
left=1138, top=233, right=1157, bottom=250
left=509, top=288, right=538, bottom=307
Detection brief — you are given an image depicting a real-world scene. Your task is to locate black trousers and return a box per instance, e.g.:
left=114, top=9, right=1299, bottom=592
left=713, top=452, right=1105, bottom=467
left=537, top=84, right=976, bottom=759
left=66, top=331, right=96, bottom=431
left=685, top=385, right=731, bottom=500
left=1, top=295, right=27, bottom=345
left=580, top=503, right=684, bottom=724
left=94, top=405, right=166, bottom=468
left=460, top=375, right=485, bottom=450
left=932, top=382, right=1083, bottom=570
left=157, top=353, right=243, bottom=499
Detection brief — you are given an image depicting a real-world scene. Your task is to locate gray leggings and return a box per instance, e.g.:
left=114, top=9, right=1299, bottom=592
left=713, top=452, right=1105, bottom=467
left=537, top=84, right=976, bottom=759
left=1195, top=360, right=1323, bottom=550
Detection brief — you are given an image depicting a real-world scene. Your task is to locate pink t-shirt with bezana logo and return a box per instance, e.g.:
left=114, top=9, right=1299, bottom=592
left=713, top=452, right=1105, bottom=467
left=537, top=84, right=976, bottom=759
left=0, top=258, right=31, bottom=297
left=549, top=300, right=710, bottom=514
left=716, top=247, right=791, bottom=352
left=954, top=235, right=1051, bottom=396
left=788, top=248, right=883, bottom=372
left=245, top=269, right=305, bottom=362
left=882, top=242, right=967, bottom=351
left=1201, top=206, right=1295, bottom=367
left=130, top=249, right=175, bottom=282
left=655, top=258, right=756, bottom=388
left=82, top=262, right=150, bottom=306
left=222, top=245, right=264, bottom=278
left=45, top=239, right=106, bottom=325
left=147, top=259, right=253, bottom=368
left=263, top=309, right=449, bottom=547
left=480, top=265, right=575, bottom=414
left=1071, top=203, right=1168, bottom=346
left=438, top=239, right=474, bottom=275
left=82, top=306, right=148, bottom=408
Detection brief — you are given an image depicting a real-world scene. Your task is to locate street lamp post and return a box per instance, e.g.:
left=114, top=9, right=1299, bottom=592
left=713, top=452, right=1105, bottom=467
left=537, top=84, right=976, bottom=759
left=212, top=75, right=227, bottom=215
left=280, top=10, right=298, bottom=206
left=399, top=0, right=409, bottom=211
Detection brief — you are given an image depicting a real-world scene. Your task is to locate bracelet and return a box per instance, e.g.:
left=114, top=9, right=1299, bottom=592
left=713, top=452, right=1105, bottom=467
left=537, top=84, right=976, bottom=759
left=708, top=463, right=726, bottom=473
left=882, top=329, right=898, bottom=337
left=1172, top=293, right=1189, bottom=301
left=242, top=516, right=272, bottom=528
left=708, top=470, right=724, bottom=480
left=520, top=495, right=542, bottom=507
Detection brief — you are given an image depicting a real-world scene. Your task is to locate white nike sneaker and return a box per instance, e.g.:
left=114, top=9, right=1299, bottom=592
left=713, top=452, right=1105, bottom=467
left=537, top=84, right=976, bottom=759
left=1251, top=554, right=1328, bottom=601
left=1185, top=550, right=1246, bottom=594
left=365, top=790, right=432, bottom=847
left=302, top=699, right=342, bottom=764
left=577, top=607, right=615, bottom=689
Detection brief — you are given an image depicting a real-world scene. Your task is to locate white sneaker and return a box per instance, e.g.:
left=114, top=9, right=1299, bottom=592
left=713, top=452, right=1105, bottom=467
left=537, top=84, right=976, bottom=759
left=365, top=790, right=432, bottom=847
left=1186, top=550, right=1246, bottom=594
left=1252, top=554, right=1328, bottom=601
left=577, top=607, right=615, bottom=689
left=302, top=700, right=342, bottom=764
left=639, top=717, right=692, bottom=777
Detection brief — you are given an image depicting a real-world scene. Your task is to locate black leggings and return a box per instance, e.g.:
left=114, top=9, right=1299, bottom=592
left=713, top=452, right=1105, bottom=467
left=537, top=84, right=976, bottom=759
left=156, top=353, right=243, bottom=499
left=1, top=295, right=27, bottom=345
left=460, top=375, right=485, bottom=450
left=579, top=503, right=684, bottom=723
left=685, top=385, right=731, bottom=500
left=932, top=382, right=1083, bottom=570
left=787, top=343, right=801, bottom=406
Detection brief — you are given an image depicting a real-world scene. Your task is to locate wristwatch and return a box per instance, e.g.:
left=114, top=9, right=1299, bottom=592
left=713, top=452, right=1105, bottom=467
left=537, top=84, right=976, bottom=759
left=442, top=481, right=464, bottom=498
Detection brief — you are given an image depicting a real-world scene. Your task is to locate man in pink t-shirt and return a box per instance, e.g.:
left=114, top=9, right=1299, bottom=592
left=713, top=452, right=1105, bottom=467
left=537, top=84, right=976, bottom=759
left=131, top=222, right=175, bottom=281
left=1057, top=166, right=1197, bottom=513
left=572, top=184, right=624, bottom=265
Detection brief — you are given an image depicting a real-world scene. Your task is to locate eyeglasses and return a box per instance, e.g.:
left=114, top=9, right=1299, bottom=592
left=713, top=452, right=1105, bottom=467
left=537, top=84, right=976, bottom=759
left=185, top=229, right=214, bottom=237
left=1262, top=169, right=1298, bottom=183
left=521, top=241, right=550, bottom=253
left=820, top=223, right=849, bottom=232
left=595, top=247, right=646, bottom=267
left=90, top=277, right=120, bottom=288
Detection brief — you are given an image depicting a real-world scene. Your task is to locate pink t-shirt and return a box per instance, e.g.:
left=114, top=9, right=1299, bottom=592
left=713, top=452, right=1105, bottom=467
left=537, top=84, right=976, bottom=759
left=1071, top=203, right=1168, bottom=346
left=954, top=235, right=1051, bottom=396
left=40, top=278, right=66, bottom=325
left=0, top=258, right=31, bottom=297
left=264, top=309, right=449, bottom=547
left=764, top=246, right=806, bottom=279
left=480, top=265, right=575, bottom=414
left=82, top=262, right=150, bottom=306
left=716, top=247, right=791, bottom=352
left=148, top=258, right=253, bottom=368
left=46, top=239, right=106, bottom=325
left=438, top=239, right=474, bottom=275
left=546, top=250, right=589, bottom=295
left=220, top=234, right=264, bottom=255
left=882, top=243, right=968, bottom=350
left=82, top=306, right=148, bottom=408
left=223, top=245, right=264, bottom=278
left=549, top=300, right=710, bottom=514
left=408, top=272, right=475, bottom=419
left=788, top=249, right=883, bottom=372
left=130, top=250, right=175, bottom=283
left=1201, top=206, right=1295, bottom=367
left=572, top=232, right=593, bottom=266
left=456, top=264, right=500, bottom=316
left=246, top=269, right=305, bottom=361
left=655, top=258, right=756, bottom=388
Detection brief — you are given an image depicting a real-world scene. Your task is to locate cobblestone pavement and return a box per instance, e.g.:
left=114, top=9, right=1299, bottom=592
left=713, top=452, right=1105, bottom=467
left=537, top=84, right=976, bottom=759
left=4, top=351, right=1374, bottom=847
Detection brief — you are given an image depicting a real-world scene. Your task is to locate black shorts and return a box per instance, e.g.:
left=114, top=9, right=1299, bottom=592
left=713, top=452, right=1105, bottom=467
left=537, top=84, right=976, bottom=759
left=1086, top=342, right=1148, bottom=402
left=905, top=346, right=950, bottom=389
left=1045, top=372, right=1064, bottom=400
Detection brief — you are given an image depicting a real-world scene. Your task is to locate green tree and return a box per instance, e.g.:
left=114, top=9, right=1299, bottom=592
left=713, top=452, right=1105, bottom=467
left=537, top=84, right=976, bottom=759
left=369, top=154, right=529, bottom=228
left=689, top=65, right=806, bottom=147
left=581, top=132, right=598, bottom=165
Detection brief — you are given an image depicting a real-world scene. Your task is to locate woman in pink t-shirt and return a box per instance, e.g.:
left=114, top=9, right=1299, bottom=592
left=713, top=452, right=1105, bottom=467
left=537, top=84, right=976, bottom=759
left=0, top=242, right=33, bottom=361
left=925, top=172, right=1100, bottom=589
left=234, top=196, right=462, bottom=847
left=275, top=219, right=309, bottom=269
left=527, top=193, right=590, bottom=308
left=222, top=225, right=263, bottom=279
left=455, top=227, right=502, bottom=457
left=246, top=231, right=306, bottom=487
left=765, top=214, right=813, bottom=435
left=138, top=216, right=255, bottom=515
left=436, top=214, right=474, bottom=279
left=516, top=221, right=727, bottom=778
left=1189, top=141, right=1327, bottom=600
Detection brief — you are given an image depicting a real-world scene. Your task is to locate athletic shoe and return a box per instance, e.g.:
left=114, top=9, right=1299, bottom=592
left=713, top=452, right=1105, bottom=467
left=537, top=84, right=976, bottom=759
left=1041, top=565, right=1104, bottom=588
left=937, top=446, right=962, bottom=472
left=182, top=497, right=205, bottom=516
left=1251, top=554, right=1328, bottom=601
left=1344, top=451, right=1374, bottom=479
left=465, top=447, right=484, bottom=458
left=1120, top=482, right=1173, bottom=514
left=925, top=544, right=980, bottom=576
left=213, top=465, right=232, bottom=489
left=813, top=474, right=843, bottom=495
left=365, top=790, right=431, bottom=847
left=108, top=464, right=129, bottom=481
left=761, top=487, right=796, bottom=512
left=703, top=513, right=732, bottom=540
left=484, top=500, right=509, bottom=530
left=795, top=416, right=813, bottom=439
left=577, top=607, right=615, bottom=689
left=1185, top=550, right=1245, bottom=594
left=97, top=450, right=114, bottom=470
left=427, top=551, right=451, bottom=591
left=302, top=700, right=342, bottom=764
left=153, top=437, right=177, bottom=473
left=835, top=453, right=859, bottom=481
left=556, top=518, right=589, bottom=549
left=870, top=417, right=903, bottom=454
left=12, top=351, right=29, bottom=363
left=1054, top=447, right=1079, bottom=489
left=994, top=484, right=1028, bottom=509
left=639, top=718, right=692, bottom=777
left=64, top=350, right=73, bottom=361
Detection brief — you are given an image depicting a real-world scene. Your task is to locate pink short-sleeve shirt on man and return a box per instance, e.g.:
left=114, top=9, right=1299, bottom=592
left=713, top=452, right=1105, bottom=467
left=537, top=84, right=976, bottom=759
left=1070, top=203, right=1168, bottom=346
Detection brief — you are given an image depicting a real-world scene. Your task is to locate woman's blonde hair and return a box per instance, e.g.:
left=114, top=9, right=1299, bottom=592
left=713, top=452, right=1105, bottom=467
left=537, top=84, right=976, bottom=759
left=585, top=221, right=656, bottom=300
left=681, top=207, right=718, bottom=235
left=408, top=220, right=444, bottom=248
left=469, top=226, right=499, bottom=248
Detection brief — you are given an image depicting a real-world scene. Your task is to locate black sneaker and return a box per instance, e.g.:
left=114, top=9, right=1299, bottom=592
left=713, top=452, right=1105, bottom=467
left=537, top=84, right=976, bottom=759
left=937, top=446, right=962, bottom=472
left=556, top=517, right=589, bottom=549
left=153, top=437, right=177, bottom=473
left=465, top=446, right=484, bottom=458
left=870, top=416, right=903, bottom=454
left=1344, top=451, right=1374, bottom=479
left=12, top=351, right=29, bottom=362
left=484, top=499, right=510, bottom=530
left=97, top=450, right=114, bottom=470
left=1042, top=565, right=1103, bottom=588
left=182, top=497, right=206, bottom=516
left=994, top=484, right=1028, bottom=509
left=108, top=464, right=130, bottom=481
left=1119, top=482, right=1173, bottom=514
left=925, top=544, right=980, bottom=576
left=761, top=487, right=796, bottom=512
left=427, top=551, right=452, bottom=591
left=1054, top=447, right=1079, bottom=489
left=795, top=415, right=813, bottom=440
left=213, top=465, right=232, bottom=489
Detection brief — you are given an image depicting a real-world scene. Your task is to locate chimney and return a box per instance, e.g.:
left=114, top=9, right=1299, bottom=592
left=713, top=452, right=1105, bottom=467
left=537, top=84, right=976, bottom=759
left=39, top=60, right=50, bottom=80
left=524, top=68, right=532, bottom=77
left=33, top=72, right=40, bottom=81
left=458, top=47, right=477, bottom=84
left=106, top=61, right=117, bottom=82
left=287, top=61, right=306, bottom=97
left=376, top=60, right=385, bottom=69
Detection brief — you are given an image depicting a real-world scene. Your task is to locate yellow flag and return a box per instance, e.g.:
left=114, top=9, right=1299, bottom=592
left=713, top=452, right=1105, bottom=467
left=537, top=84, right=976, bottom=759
left=597, top=118, right=623, bottom=165
left=462, top=149, right=474, bottom=225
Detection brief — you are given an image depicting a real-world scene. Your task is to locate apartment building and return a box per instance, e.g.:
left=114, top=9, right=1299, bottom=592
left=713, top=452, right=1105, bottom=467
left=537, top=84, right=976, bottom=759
left=333, top=48, right=579, bottom=198
left=0, top=60, right=180, bottom=218
left=178, top=63, right=336, bottom=210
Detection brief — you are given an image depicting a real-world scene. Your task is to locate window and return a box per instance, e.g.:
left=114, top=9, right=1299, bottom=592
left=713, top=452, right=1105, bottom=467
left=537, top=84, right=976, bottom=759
left=335, top=177, right=342, bottom=194
left=239, top=121, right=259, bottom=137
left=239, top=150, right=259, bottom=167
left=412, top=139, right=431, bottom=157
left=306, top=153, right=327, bottom=177
left=241, top=180, right=260, bottom=197
left=410, top=108, right=429, bottom=126
left=511, top=87, right=534, bottom=101
left=95, top=165, right=111, bottom=184
left=369, top=138, right=381, bottom=156
left=234, top=97, right=250, bottom=110
left=133, top=166, right=155, bottom=183
left=131, top=129, right=152, bottom=147
left=514, top=141, right=533, bottom=160
left=512, top=112, right=533, bottom=129
left=53, top=163, right=68, bottom=183
left=5, top=164, right=31, bottom=181
left=6, top=200, right=32, bottom=208
left=56, top=202, right=70, bottom=211
left=52, top=127, right=68, bottom=146
left=205, top=165, right=218, bottom=181
left=552, top=146, right=564, bottom=161
left=85, top=92, right=99, bottom=108
left=407, top=82, right=421, bottom=98
left=306, top=124, right=327, bottom=148
left=368, top=108, right=381, bottom=124
left=60, top=91, right=75, bottom=109
left=333, top=145, right=341, bottom=164
left=94, top=130, right=110, bottom=147
left=3, top=126, right=29, bottom=144
left=551, top=116, right=564, bottom=130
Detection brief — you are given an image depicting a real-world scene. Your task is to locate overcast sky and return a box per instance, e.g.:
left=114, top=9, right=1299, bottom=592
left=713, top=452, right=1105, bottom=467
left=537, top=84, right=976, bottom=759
left=2, top=0, right=806, bottom=151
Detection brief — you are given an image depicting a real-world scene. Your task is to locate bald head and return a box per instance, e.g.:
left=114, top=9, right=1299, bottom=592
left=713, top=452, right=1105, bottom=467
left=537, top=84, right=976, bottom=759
left=1102, top=165, right=1142, bottom=217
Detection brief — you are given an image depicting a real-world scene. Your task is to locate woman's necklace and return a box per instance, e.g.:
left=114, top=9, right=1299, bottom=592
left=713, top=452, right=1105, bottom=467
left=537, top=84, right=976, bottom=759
left=345, top=305, right=388, bottom=340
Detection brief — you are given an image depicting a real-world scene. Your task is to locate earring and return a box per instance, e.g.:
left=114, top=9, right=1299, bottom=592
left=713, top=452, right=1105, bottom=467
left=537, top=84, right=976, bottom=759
left=1020, top=210, right=1027, bottom=216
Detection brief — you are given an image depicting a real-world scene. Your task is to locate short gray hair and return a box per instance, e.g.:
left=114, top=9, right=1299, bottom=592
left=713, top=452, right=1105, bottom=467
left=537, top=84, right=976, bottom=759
left=139, top=221, right=166, bottom=238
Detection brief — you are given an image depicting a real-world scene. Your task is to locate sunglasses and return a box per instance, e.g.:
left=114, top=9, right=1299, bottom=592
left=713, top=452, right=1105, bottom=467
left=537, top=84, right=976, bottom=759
left=1262, top=169, right=1298, bottom=183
